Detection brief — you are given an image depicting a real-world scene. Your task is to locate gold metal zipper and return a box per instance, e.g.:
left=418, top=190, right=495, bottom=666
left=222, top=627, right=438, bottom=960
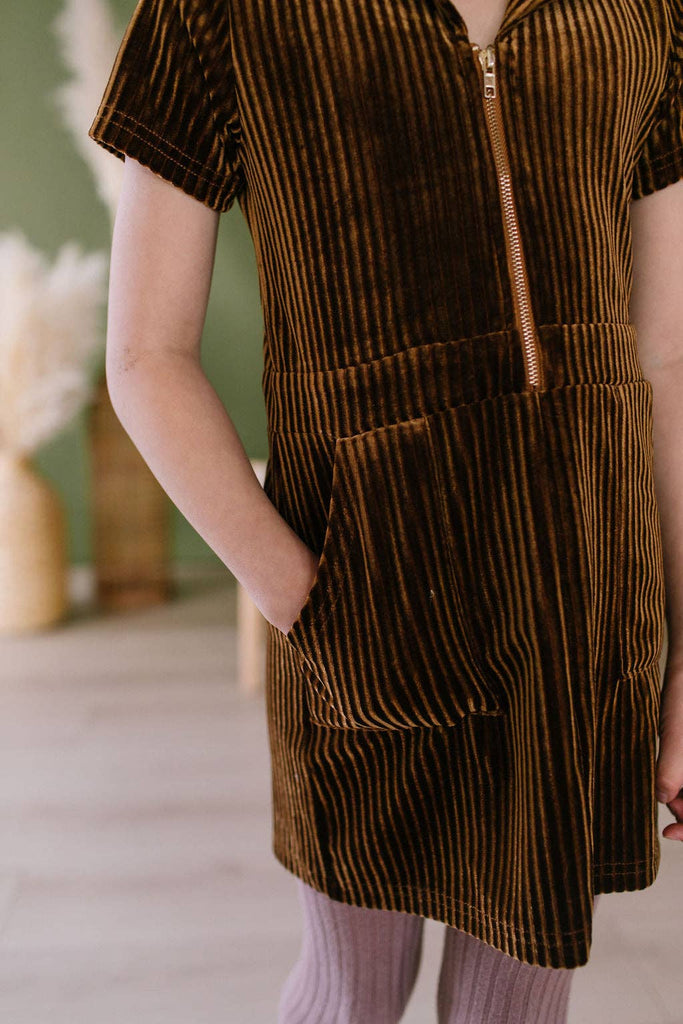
left=471, top=43, right=543, bottom=389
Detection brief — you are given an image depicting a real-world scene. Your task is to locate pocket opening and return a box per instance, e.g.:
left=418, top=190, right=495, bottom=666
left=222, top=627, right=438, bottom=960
left=284, top=436, right=358, bottom=646
left=283, top=414, right=506, bottom=730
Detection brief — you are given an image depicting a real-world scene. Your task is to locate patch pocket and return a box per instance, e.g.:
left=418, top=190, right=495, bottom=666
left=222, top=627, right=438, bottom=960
left=612, top=381, right=666, bottom=682
left=284, top=413, right=505, bottom=730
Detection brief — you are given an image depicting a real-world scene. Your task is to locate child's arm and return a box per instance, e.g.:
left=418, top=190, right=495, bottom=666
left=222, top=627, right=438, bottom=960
left=630, top=177, right=683, bottom=835
left=104, top=156, right=318, bottom=634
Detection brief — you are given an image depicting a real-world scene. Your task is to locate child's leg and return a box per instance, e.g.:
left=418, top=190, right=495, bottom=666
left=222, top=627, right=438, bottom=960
left=436, top=894, right=602, bottom=1024
left=277, top=877, right=425, bottom=1024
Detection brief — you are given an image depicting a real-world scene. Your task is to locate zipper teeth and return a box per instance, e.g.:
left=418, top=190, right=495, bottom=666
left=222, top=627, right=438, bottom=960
left=472, top=44, right=542, bottom=390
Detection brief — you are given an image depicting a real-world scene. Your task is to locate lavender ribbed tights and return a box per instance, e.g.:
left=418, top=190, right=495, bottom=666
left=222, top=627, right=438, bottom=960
left=277, top=878, right=600, bottom=1023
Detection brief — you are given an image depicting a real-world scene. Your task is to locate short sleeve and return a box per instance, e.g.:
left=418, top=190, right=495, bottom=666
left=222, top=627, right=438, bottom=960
left=631, top=0, right=683, bottom=200
left=87, top=0, right=245, bottom=213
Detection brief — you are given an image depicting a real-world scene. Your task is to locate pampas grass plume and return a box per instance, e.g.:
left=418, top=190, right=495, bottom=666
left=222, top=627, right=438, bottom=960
left=51, top=0, right=124, bottom=218
left=0, top=229, right=107, bottom=458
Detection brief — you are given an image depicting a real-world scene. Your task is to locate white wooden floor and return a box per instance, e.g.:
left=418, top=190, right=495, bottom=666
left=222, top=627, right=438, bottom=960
left=0, top=568, right=680, bottom=1024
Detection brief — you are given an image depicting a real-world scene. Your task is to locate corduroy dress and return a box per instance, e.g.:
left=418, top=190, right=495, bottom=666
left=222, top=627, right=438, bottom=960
left=88, top=0, right=683, bottom=969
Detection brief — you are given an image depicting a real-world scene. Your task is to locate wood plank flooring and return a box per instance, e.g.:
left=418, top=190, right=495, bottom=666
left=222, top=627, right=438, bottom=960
left=0, top=567, right=679, bottom=1023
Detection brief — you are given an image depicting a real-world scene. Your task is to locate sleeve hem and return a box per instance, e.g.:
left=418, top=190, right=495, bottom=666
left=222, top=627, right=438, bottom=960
left=88, top=109, right=244, bottom=213
left=631, top=144, right=683, bottom=200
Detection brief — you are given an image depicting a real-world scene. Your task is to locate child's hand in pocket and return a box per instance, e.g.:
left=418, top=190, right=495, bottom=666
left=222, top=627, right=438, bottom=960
left=270, top=538, right=320, bottom=637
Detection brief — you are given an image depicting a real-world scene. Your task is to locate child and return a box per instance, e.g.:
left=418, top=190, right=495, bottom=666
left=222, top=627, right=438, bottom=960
left=89, top=0, right=683, bottom=1018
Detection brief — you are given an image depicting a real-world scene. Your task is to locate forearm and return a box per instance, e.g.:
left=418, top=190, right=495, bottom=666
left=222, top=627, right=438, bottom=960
left=106, top=350, right=312, bottom=628
left=647, top=359, right=683, bottom=672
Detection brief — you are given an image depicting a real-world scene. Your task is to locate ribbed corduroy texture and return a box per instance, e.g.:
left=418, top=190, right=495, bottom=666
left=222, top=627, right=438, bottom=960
left=88, top=0, right=683, bottom=968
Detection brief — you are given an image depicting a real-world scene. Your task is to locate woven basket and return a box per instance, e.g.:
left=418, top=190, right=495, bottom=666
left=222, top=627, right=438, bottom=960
left=88, top=372, right=173, bottom=610
left=0, top=452, right=68, bottom=633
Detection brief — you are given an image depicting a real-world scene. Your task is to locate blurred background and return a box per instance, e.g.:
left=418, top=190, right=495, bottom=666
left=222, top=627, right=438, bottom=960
left=0, top=1, right=681, bottom=1022
left=2, top=0, right=265, bottom=571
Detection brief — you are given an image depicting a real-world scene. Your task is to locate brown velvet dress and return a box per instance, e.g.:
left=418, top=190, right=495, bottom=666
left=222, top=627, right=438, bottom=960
left=89, top=0, right=683, bottom=968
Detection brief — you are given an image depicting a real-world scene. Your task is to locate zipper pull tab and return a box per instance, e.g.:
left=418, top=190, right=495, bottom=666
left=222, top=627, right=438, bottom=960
left=478, top=44, right=496, bottom=98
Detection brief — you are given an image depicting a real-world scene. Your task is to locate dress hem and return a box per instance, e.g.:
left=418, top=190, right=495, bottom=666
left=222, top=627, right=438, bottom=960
left=272, top=839, right=660, bottom=969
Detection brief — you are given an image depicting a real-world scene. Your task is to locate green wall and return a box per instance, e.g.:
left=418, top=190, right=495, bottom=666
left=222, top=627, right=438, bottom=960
left=1, top=0, right=266, bottom=566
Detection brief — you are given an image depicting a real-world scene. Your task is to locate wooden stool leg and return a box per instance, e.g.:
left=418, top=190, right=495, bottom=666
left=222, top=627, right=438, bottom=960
left=236, top=457, right=269, bottom=695
left=237, top=581, right=266, bottom=695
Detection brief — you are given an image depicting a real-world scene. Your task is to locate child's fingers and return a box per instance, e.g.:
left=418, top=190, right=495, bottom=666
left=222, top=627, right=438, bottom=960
left=659, top=788, right=683, bottom=840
